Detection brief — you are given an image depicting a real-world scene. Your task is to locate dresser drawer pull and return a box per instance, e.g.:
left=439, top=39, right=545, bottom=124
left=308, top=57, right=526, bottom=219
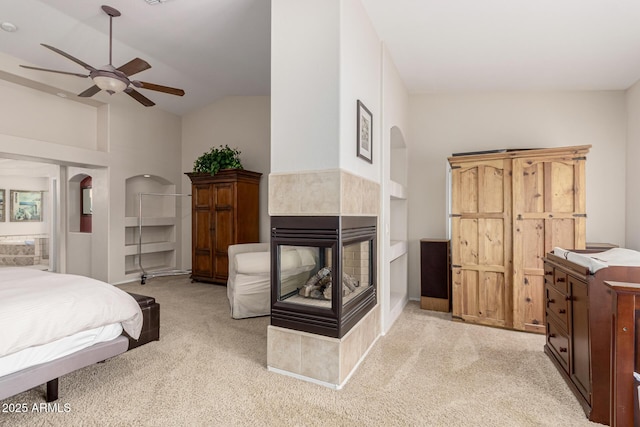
left=559, top=347, right=568, bottom=353
left=558, top=309, right=566, bottom=314
left=549, top=333, right=556, bottom=338
left=545, top=271, right=553, bottom=276
left=547, top=298, right=555, bottom=304
left=565, top=296, right=572, bottom=301
left=556, top=277, right=566, bottom=283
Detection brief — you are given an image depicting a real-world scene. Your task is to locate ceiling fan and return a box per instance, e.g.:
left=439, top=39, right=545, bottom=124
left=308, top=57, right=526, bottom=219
left=20, top=5, right=185, bottom=107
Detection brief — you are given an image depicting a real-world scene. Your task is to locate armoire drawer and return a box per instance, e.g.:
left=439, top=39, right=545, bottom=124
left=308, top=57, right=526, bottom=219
left=547, top=319, right=569, bottom=372
left=545, top=285, right=568, bottom=328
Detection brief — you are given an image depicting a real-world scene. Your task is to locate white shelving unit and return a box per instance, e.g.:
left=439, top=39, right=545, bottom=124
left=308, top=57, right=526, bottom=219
left=383, top=127, right=409, bottom=333
left=123, top=176, right=179, bottom=281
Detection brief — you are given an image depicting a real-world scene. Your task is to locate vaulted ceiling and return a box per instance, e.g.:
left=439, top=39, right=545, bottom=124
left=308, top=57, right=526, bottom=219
left=2, top=0, right=640, bottom=116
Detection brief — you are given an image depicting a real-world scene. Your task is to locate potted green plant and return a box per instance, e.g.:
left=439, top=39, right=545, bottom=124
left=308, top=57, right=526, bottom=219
left=192, top=145, right=243, bottom=175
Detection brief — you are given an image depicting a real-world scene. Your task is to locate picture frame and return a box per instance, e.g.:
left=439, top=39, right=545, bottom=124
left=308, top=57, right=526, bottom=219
left=0, top=190, right=4, bottom=222
left=356, top=100, right=373, bottom=163
left=10, top=190, right=43, bottom=222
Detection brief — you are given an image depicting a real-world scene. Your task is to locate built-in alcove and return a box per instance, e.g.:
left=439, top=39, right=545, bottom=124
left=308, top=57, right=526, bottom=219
left=124, top=175, right=177, bottom=280
left=387, top=125, right=408, bottom=329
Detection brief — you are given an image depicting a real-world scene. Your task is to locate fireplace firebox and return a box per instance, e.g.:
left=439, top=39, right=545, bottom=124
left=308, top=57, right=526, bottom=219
left=270, top=216, right=377, bottom=338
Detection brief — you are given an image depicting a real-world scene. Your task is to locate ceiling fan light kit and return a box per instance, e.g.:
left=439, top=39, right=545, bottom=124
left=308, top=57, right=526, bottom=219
left=19, top=5, right=184, bottom=107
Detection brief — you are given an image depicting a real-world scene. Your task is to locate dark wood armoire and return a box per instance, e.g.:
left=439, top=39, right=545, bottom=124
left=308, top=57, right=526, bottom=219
left=186, top=170, right=262, bottom=285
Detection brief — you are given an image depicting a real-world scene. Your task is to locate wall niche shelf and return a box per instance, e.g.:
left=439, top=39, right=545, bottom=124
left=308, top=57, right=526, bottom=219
left=383, top=125, right=409, bottom=333
left=389, top=180, right=406, bottom=200
left=123, top=175, right=179, bottom=281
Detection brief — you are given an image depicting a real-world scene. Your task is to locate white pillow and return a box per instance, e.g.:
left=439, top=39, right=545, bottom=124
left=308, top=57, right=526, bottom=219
left=235, top=251, right=271, bottom=274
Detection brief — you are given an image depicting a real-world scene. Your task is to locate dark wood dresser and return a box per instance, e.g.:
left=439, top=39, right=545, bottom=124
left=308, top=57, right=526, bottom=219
left=543, top=252, right=640, bottom=425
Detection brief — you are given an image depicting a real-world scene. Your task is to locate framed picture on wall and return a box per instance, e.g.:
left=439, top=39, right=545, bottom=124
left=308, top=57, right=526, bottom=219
left=10, top=190, right=43, bottom=222
left=356, top=100, right=373, bottom=163
left=0, top=189, right=4, bottom=221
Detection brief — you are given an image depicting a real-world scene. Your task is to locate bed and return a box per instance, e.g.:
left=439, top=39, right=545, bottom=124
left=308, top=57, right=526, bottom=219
left=0, top=267, right=142, bottom=402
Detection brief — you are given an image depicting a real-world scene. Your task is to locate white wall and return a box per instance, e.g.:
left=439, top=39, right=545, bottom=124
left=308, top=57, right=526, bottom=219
left=271, top=0, right=341, bottom=173
left=339, top=0, right=382, bottom=182
left=408, top=91, right=627, bottom=299
left=181, top=96, right=271, bottom=267
left=626, top=81, right=640, bottom=250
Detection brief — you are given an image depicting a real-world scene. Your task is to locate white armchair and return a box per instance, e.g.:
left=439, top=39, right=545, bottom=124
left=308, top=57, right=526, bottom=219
left=227, top=243, right=271, bottom=319
left=227, top=243, right=318, bottom=319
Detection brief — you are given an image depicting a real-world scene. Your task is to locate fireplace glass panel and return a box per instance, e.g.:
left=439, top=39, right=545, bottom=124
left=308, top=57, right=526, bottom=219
left=277, top=245, right=333, bottom=308
left=341, top=240, right=372, bottom=307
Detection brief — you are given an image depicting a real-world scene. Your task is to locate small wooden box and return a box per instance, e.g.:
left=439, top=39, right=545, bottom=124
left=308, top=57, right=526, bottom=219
left=125, top=292, right=160, bottom=350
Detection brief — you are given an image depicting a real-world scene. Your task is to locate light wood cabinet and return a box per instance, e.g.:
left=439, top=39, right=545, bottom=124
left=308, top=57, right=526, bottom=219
left=449, top=145, right=589, bottom=332
left=186, top=170, right=261, bottom=285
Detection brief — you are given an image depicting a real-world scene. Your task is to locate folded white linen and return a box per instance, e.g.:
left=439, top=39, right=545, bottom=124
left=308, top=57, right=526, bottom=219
left=553, top=247, right=640, bottom=274
left=0, top=267, right=142, bottom=358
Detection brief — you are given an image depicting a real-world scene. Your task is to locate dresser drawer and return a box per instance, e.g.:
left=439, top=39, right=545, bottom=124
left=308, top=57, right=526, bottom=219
left=546, top=285, right=568, bottom=328
left=551, top=269, right=568, bottom=294
left=547, top=319, right=569, bottom=372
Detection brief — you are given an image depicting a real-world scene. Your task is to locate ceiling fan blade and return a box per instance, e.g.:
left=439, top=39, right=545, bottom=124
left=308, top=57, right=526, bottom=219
left=78, top=85, right=102, bottom=98
left=117, top=58, right=151, bottom=77
left=136, top=81, right=185, bottom=96
left=19, top=65, right=89, bottom=78
left=125, top=88, right=155, bottom=107
left=41, top=43, right=96, bottom=72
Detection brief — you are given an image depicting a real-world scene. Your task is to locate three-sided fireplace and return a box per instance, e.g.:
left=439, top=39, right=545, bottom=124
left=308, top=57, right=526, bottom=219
left=270, top=216, right=377, bottom=338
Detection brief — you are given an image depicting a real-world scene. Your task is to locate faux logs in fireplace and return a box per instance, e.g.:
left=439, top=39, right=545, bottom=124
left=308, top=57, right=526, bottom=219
left=270, top=216, right=377, bottom=338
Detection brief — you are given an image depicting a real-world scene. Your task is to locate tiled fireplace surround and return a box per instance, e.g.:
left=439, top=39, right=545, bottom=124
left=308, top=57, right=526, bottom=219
left=267, top=169, right=381, bottom=389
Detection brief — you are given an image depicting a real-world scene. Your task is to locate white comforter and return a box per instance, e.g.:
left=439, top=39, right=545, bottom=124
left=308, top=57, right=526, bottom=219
left=0, top=268, right=142, bottom=358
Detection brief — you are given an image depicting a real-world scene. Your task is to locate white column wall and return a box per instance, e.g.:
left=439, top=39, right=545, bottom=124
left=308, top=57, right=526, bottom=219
left=271, top=0, right=341, bottom=173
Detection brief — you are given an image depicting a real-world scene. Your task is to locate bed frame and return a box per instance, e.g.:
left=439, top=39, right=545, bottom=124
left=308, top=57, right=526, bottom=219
left=0, top=335, right=128, bottom=402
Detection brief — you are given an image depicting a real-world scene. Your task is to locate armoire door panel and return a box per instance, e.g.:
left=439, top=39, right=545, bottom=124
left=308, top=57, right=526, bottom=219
left=512, top=153, right=587, bottom=332
left=480, top=271, right=506, bottom=321
left=479, top=165, right=505, bottom=213
left=457, top=167, right=479, bottom=213
left=194, top=210, right=212, bottom=250
left=522, top=275, right=545, bottom=331
left=451, top=157, right=511, bottom=329
left=479, top=218, right=504, bottom=266
left=194, top=184, right=211, bottom=208
left=549, top=162, right=577, bottom=213
left=455, top=218, right=479, bottom=266
left=522, top=162, right=545, bottom=213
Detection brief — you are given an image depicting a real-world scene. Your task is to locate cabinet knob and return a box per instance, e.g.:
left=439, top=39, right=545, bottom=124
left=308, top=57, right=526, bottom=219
left=549, top=333, right=556, bottom=338
left=559, top=347, right=568, bottom=353
left=565, top=295, right=572, bottom=301
left=547, top=298, right=555, bottom=304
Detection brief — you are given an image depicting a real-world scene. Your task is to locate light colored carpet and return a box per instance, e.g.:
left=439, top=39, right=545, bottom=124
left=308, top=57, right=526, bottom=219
left=1, top=276, right=600, bottom=426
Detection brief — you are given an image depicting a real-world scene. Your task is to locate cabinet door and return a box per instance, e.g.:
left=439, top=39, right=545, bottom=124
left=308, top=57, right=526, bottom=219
left=192, top=183, right=214, bottom=279
left=451, top=159, right=512, bottom=328
left=212, top=183, right=235, bottom=282
left=512, top=155, right=587, bottom=332
left=569, top=276, right=591, bottom=402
